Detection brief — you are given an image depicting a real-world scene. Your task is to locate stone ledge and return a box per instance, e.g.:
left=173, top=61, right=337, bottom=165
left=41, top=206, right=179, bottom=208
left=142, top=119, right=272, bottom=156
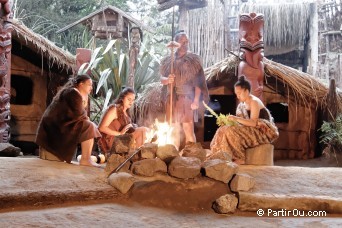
left=238, top=192, right=342, bottom=214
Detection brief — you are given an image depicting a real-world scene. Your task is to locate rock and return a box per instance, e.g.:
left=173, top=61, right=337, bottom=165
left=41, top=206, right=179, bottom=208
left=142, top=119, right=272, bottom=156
left=156, top=144, right=179, bottom=163
left=154, top=158, right=167, bottom=173
left=202, top=159, right=238, bottom=183
left=181, top=142, right=206, bottom=162
left=245, top=144, right=274, bottom=166
left=141, top=143, right=157, bottom=159
left=212, top=194, right=238, bottom=214
left=168, top=157, right=201, bottom=179
left=104, top=154, right=130, bottom=176
left=127, top=149, right=140, bottom=163
left=206, top=151, right=232, bottom=162
left=229, top=173, right=255, bottom=192
left=131, top=159, right=156, bottom=177
left=0, top=143, right=22, bottom=157
left=39, top=147, right=62, bottom=161
left=108, top=172, right=135, bottom=194
left=112, top=134, right=135, bottom=154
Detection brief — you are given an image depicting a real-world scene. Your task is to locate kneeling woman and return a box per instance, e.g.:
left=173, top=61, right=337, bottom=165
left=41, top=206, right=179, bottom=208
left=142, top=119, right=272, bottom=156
left=36, top=74, right=101, bottom=167
left=210, top=76, right=279, bottom=164
left=98, top=87, right=149, bottom=156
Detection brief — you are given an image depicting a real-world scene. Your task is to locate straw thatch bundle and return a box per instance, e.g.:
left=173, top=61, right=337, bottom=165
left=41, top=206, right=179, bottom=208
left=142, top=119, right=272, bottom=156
left=133, top=82, right=165, bottom=127
left=206, top=54, right=342, bottom=113
left=11, top=19, right=75, bottom=72
left=188, top=0, right=229, bottom=68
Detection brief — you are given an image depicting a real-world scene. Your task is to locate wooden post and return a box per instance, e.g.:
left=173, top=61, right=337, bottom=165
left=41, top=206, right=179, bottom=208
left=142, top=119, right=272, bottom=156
left=127, top=27, right=142, bottom=89
left=178, top=5, right=188, bottom=31
left=0, top=0, right=12, bottom=143
left=308, top=2, right=318, bottom=76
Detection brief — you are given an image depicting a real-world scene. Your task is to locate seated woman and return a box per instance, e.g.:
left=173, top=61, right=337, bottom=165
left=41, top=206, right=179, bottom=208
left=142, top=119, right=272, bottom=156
left=210, top=75, right=279, bottom=164
left=98, top=87, right=149, bottom=156
left=36, top=74, right=101, bottom=167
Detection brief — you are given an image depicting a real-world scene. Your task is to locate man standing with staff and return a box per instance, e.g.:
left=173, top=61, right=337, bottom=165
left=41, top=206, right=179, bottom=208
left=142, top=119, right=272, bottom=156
left=160, top=30, right=209, bottom=149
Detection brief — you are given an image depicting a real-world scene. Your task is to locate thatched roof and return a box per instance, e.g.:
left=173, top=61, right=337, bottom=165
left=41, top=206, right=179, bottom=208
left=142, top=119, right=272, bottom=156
left=240, top=2, right=313, bottom=55
left=205, top=54, right=342, bottom=113
left=11, top=19, right=75, bottom=72
left=56, top=5, right=153, bottom=34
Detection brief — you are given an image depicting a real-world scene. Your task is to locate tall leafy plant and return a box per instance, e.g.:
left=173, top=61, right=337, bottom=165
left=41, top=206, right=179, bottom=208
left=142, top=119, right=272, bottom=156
left=79, top=37, right=161, bottom=123
left=320, top=114, right=342, bottom=165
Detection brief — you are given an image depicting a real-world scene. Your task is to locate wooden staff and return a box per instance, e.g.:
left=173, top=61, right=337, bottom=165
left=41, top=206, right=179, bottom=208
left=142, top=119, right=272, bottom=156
left=167, top=6, right=180, bottom=125
left=167, top=41, right=177, bottom=125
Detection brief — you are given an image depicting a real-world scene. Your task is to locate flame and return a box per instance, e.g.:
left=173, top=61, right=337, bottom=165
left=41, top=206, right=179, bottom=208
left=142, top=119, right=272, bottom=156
left=152, top=119, right=174, bottom=146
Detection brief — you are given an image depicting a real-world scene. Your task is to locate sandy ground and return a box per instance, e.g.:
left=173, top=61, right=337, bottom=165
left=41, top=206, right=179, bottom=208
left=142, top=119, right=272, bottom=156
left=0, top=156, right=341, bottom=227
left=0, top=201, right=341, bottom=228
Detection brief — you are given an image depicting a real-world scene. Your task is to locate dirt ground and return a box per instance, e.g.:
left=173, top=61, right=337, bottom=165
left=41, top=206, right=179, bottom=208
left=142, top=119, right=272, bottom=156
left=0, top=201, right=341, bottom=228
left=0, top=155, right=341, bottom=227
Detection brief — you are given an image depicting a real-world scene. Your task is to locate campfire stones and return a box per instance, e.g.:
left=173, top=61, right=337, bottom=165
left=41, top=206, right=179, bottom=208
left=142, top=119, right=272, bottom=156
left=202, top=159, right=239, bottom=183
left=212, top=194, right=239, bottom=214
left=140, top=143, right=158, bottom=159
left=154, top=158, right=167, bottom=173
left=108, top=172, right=135, bottom=194
left=111, top=134, right=135, bottom=154
left=131, top=158, right=168, bottom=177
left=156, top=144, right=179, bottom=163
left=229, top=173, right=255, bottom=192
left=105, top=154, right=130, bottom=176
left=181, top=142, right=206, bottom=162
left=206, top=151, right=232, bottom=162
left=131, top=158, right=157, bottom=177
left=168, top=157, right=202, bottom=179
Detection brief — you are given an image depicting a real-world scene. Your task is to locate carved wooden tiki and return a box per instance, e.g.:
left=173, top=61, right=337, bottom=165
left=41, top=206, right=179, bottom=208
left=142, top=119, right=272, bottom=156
left=0, top=0, right=12, bottom=142
left=238, top=13, right=264, bottom=99
left=127, top=27, right=142, bottom=89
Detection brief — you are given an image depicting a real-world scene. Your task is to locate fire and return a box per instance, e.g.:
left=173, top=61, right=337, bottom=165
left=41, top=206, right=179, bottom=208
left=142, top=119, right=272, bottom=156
left=151, top=119, right=174, bottom=146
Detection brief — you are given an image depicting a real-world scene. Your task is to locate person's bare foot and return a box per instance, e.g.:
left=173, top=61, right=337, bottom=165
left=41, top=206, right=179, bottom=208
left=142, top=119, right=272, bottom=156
left=79, top=158, right=100, bottom=167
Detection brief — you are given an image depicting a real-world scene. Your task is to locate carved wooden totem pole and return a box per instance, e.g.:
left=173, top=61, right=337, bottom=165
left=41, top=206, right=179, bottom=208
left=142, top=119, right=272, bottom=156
left=127, top=27, right=142, bottom=89
left=0, top=0, right=12, bottom=143
left=238, top=13, right=265, bottom=100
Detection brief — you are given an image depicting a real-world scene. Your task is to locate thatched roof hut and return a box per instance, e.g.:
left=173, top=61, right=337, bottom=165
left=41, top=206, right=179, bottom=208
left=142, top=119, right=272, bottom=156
left=205, top=54, right=342, bottom=160
left=12, top=20, right=75, bottom=72
left=10, top=20, right=76, bottom=152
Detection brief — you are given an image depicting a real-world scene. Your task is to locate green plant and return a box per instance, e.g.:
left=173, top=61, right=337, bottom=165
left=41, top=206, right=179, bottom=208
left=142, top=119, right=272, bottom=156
left=79, top=37, right=161, bottom=123
left=319, top=114, right=342, bottom=165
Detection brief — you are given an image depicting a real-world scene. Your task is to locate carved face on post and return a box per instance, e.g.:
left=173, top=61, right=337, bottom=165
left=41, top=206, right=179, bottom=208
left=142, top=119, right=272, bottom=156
left=0, top=0, right=11, bottom=20
left=238, top=13, right=265, bottom=100
left=239, top=13, right=264, bottom=49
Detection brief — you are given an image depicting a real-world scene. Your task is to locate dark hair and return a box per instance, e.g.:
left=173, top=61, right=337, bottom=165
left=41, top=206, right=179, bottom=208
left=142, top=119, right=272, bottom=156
left=174, top=30, right=187, bottom=42
left=234, top=75, right=251, bottom=92
left=54, top=74, right=92, bottom=101
left=114, top=87, right=135, bottom=106
left=73, top=74, right=92, bottom=86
